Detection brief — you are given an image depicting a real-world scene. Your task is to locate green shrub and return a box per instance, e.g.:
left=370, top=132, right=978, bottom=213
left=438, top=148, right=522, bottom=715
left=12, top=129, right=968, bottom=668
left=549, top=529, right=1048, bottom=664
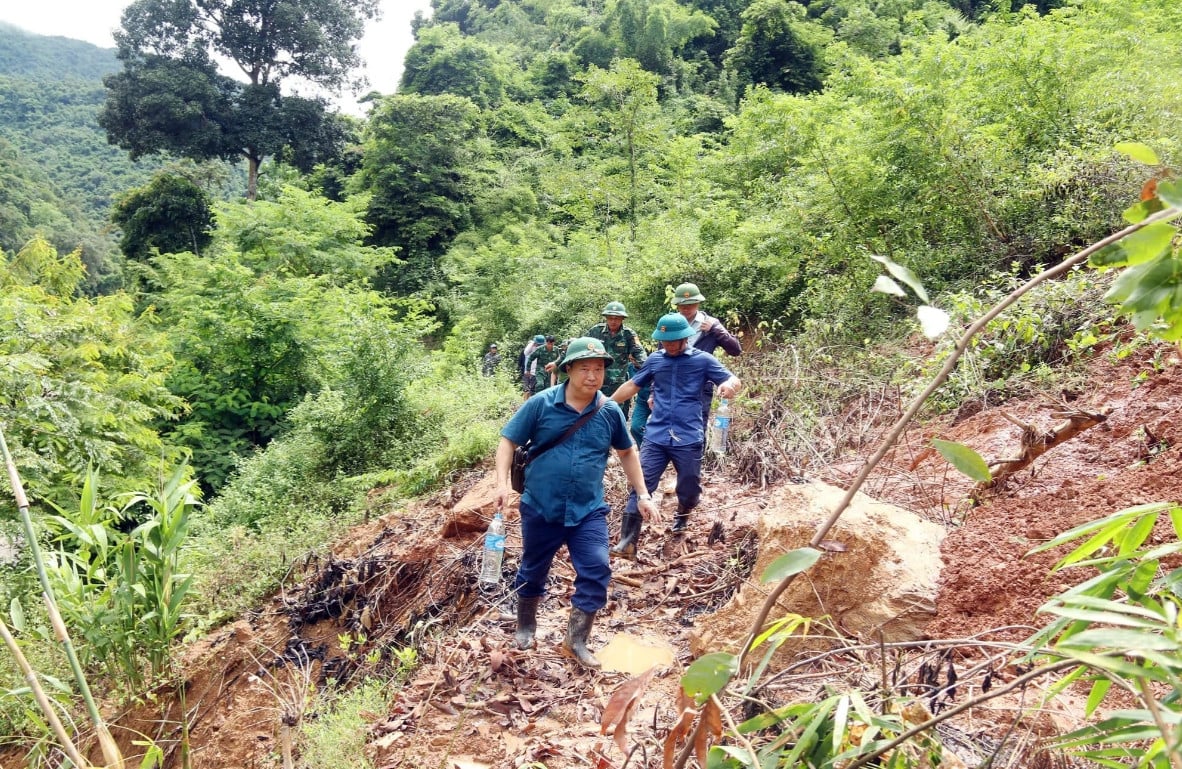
left=296, top=677, right=396, bottom=769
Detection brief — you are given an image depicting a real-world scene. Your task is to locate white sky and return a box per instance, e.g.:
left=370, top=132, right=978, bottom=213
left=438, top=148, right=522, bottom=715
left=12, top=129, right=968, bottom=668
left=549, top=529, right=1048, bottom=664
left=0, top=0, right=433, bottom=115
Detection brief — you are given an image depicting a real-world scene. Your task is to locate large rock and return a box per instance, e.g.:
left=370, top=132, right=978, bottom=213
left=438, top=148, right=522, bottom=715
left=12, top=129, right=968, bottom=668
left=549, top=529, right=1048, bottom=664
left=691, top=479, right=944, bottom=659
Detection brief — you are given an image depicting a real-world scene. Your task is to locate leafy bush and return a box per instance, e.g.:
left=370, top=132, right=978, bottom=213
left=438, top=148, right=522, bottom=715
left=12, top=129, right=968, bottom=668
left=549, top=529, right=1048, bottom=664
left=296, top=677, right=396, bottom=769
left=44, top=467, right=197, bottom=689
left=912, top=266, right=1114, bottom=412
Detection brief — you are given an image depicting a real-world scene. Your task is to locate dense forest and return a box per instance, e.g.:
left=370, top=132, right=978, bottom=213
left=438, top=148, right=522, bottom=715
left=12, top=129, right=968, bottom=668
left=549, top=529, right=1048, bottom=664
left=2, top=0, right=1182, bottom=765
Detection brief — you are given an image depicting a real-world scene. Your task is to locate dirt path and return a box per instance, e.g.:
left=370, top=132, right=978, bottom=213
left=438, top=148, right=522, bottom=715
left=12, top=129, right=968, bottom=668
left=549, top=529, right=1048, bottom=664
left=5, top=344, right=1180, bottom=769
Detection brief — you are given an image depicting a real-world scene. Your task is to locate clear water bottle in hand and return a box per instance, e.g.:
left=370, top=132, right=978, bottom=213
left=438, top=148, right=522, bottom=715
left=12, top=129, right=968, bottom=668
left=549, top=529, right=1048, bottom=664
left=710, top=398, right=731, bottom=454
left=479, top=511, right=506, bottom=584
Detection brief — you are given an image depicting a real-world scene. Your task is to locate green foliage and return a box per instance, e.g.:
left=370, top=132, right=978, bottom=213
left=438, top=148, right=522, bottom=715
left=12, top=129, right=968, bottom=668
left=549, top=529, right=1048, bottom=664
left=296, top=677, right=396, bottom=769
left=111, top=173, right=214, bottom=262
left=358, top=92, right=486, bottom=294
left=44, top=467, right=198, bottom=688
left=912, top=266, right=1114, bottom=411
left=148, top=188, right=409, bottom=491
left=399, top=23, right=511, bottom=108
left=725, top=0, right=832, bottom=95
left=381, top=362, right=520, bottom=497
left=1025, top=502, right=1182, bottom=767
left=1087, top=145, right=1182, bottom=341
left=0, top=238, right=183, bottom=513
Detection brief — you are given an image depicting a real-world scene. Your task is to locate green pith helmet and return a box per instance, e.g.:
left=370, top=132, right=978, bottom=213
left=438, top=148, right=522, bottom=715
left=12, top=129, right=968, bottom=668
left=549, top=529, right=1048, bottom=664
left=672, top=283, right=706, bottom=305
left=533, top=334, right=545, bottom=344
left=652, top=313, right=694, bottom=341
left=559, top=337, right=616, bottom=371
left=601, top=300, right=629, bottom=317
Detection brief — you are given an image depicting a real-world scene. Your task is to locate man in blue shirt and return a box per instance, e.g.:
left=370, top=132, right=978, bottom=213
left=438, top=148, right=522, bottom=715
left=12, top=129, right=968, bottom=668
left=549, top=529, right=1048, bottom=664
left=609, top=314, right=741, bottom=557
left=496, top=337, right=657, bottom=669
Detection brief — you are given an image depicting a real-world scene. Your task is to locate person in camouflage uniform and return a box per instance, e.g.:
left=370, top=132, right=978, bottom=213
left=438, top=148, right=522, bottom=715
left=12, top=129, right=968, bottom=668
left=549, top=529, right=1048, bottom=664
left=587, top=301, right=647, bottom=418
left=481, top=343, right=502, bottom=376
left=525, top=336, right=562, bottom=395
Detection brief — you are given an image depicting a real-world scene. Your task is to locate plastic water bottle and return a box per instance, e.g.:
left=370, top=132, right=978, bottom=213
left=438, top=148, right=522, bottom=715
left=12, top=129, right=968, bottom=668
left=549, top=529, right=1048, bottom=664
left=710, top=398, right=731, bottom=454
left=479, top=512, right=506, bottom=584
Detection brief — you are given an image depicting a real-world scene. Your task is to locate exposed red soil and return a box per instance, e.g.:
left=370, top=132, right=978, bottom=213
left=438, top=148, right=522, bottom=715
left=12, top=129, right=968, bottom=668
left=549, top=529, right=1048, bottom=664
left=4, top=341, right=1181, bottom=769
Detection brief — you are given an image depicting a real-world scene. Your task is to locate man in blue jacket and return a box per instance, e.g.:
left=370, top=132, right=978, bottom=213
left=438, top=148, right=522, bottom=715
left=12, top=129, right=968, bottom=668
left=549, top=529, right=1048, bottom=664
left=495, top=338, right=657, bottom=669
left=608, top=314, right=741, bottom=557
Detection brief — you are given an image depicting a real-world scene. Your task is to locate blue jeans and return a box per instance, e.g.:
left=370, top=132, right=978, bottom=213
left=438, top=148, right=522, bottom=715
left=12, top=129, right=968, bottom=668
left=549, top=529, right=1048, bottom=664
left=626, top=441, right=703, bottom=513
left=514, top=502, right=611, bottom=613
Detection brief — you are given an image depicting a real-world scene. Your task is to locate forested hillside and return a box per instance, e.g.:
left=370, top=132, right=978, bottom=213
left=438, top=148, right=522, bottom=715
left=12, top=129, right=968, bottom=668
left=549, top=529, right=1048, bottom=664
left=3, top=0, right=1182, bottom=767
left=0, top=24, right=156, bottom=291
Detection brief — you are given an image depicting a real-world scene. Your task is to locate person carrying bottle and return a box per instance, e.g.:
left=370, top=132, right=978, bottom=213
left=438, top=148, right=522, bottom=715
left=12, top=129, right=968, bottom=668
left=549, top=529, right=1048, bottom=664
left=609, top=314, right=741, bottom=557
left=584, top=301, right=648, bottom=418
left=671, top=283, right=741, bottom=427
left=495, top=338, right=657, bottom=669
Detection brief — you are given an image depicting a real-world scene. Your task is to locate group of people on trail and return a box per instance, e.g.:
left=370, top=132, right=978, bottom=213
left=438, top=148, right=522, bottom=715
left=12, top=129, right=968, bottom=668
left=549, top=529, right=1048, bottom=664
left=493, top=283, right=742, bottom=669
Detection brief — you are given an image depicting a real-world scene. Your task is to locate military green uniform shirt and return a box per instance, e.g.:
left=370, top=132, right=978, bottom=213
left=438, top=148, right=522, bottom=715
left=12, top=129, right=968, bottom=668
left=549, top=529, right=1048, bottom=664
left=526, top=345, right=562, bottom=392
left=586, top=323, right=647, bottom=389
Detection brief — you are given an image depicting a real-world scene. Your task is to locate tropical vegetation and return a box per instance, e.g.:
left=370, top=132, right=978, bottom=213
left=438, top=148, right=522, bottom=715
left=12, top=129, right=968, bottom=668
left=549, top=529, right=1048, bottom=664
left=1, top=0, right=1181, bottom=765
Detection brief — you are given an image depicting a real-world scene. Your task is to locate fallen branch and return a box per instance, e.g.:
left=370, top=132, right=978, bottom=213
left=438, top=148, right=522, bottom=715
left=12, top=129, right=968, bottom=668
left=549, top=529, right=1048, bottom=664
left=975, top=409, right=1109, bottom=497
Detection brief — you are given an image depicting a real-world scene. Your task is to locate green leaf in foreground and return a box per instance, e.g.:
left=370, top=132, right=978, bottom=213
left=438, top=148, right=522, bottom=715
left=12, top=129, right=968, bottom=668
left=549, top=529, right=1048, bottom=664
left=1115, top=142, right=1160, bottom=165
left=761, top=547, right=822, bottom=583
left=682, top=652, right=739, bottom=705
left=1157, top=179, right=1182, bottom=209
left=1089, top=222, right=1176, bottom=269
left=870, top=254, right=930, bottom=304
left=931, top=439, right=992, bottom=482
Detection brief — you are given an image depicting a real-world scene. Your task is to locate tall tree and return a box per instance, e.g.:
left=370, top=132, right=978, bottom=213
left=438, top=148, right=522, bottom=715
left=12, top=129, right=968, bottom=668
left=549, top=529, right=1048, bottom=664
left=99, top=0, right=377, bottom=200
left=725, top=0, right=831, bottom=95
left=112, top=173, right=214, bottom=262
left=357, top=94, right=485, bottom=295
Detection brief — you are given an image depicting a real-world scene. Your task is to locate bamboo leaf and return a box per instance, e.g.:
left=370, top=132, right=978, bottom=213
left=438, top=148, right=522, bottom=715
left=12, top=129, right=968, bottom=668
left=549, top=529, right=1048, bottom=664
left=871, top=275, right=906, bottom=297
left=870, top=254, right=929, bottom=303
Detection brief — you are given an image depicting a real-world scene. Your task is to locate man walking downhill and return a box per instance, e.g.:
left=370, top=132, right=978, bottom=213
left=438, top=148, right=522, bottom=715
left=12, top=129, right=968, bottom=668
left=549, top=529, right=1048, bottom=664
left=586, top=301, right=647, bottom=418
left=609, top=314, right=741, bottom=558
left=520, top=334, right=545, bottom=395
left=671, top=283, right=741, bottom=426
left=525, top=335, right=561, bottom=395
left=495, top=338, right=657, bottom=669
left=482, top=343, right=502, bottom=376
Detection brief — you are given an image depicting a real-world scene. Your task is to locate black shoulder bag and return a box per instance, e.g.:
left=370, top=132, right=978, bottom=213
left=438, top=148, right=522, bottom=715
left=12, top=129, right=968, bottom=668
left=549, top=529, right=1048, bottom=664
left=511, top=395, right=606, bottom=493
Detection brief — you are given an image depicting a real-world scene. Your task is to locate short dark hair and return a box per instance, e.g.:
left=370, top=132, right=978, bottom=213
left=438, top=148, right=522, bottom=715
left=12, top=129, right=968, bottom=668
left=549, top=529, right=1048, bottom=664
left=545, top=335, right=555, bottom=342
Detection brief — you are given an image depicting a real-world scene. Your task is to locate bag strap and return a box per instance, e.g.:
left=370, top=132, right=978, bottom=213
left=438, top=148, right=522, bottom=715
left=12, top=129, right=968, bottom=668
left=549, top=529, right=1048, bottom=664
left=526, top=394, right=606, bottom=461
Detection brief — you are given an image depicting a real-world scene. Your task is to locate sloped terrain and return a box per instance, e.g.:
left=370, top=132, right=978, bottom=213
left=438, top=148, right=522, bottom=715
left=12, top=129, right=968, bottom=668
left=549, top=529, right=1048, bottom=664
left=6, top=342, right=1181, bottom=769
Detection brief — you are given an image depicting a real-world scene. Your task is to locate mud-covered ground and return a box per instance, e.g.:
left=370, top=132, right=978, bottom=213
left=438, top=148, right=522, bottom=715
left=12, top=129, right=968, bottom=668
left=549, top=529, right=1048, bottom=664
left=6, top=341, right=1180, bottom=769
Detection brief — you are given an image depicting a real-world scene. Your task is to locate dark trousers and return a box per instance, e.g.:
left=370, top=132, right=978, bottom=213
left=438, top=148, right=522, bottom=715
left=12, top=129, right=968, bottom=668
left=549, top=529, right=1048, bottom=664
left=625, top=441, right=703, bottom=514
left=514, top=502, right=610, bottom=613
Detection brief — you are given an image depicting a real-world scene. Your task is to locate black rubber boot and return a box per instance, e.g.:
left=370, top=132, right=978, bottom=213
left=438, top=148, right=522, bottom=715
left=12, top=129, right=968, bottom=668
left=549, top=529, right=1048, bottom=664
left=671, top=505, right=690, bottom=533
left=611, top=512, right=642, bottom=560
left=515, top=595, right=541, bottom=650
left=563, top=608, right=601, bottom=670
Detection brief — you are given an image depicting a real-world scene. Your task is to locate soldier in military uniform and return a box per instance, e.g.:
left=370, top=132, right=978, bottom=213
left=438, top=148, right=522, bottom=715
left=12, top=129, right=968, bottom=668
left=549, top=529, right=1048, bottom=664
left=586, top=301, right=647, bottom=418
left=525, top=335, right=562, bottom=395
